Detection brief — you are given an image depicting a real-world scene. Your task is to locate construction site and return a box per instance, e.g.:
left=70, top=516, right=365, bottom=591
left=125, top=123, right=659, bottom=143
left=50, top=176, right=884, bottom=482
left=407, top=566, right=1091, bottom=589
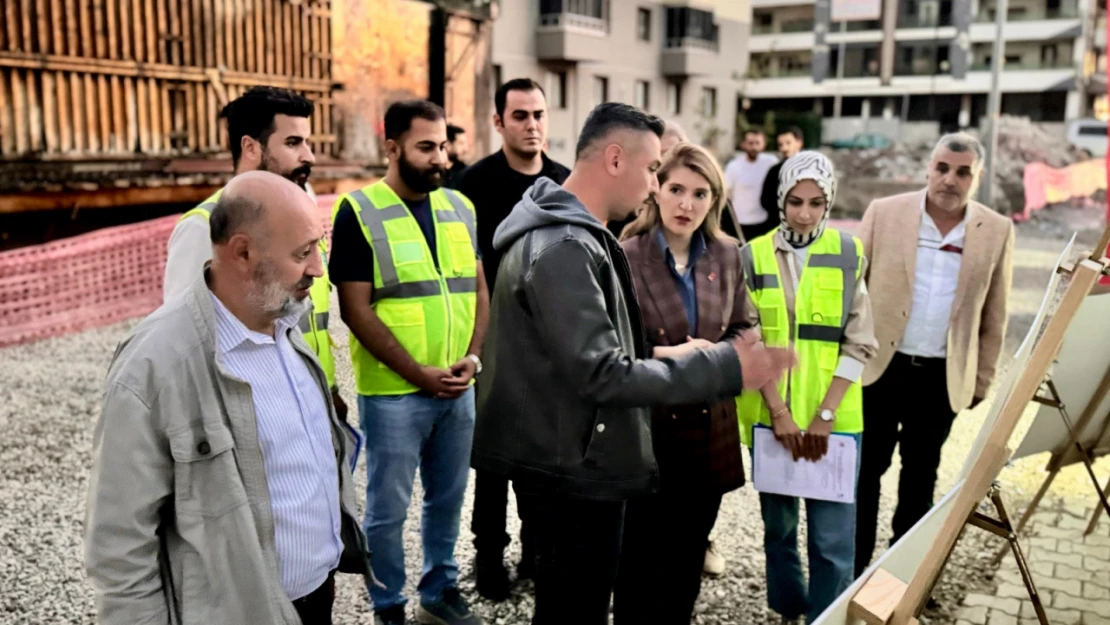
left=1, top=0, right=1109, bottom=623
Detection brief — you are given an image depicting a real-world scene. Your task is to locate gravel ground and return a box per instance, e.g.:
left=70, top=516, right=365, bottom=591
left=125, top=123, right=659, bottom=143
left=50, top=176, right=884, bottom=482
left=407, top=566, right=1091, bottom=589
left=1, top=228, right=1105, bottom=625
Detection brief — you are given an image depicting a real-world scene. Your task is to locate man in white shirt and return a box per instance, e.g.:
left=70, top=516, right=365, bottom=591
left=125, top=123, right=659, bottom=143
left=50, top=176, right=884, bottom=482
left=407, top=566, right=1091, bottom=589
left=853, top=133, right=1014, bottom=577
left=724, top=129, right=779, bottom=241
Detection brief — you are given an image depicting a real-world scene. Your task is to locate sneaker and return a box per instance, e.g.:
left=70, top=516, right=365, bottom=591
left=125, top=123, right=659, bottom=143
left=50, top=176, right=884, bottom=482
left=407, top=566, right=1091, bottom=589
left=374, top=605, right=406, bottom=625
left=415, top=587, right=484, bottom=625
left=703, top=540, right=726, bottom=577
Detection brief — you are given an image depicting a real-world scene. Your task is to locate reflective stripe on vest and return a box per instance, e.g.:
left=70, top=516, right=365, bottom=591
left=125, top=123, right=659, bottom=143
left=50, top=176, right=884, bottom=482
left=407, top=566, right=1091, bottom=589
left=735, top=228, right=864, bottom=445
left=179, top=191, right=336, bottom=387
left=341, top=181, right=478, bottom=396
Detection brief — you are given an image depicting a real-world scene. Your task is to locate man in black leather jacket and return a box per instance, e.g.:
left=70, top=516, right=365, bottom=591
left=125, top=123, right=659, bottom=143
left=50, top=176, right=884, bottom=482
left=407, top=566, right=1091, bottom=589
left=472, top=103, right=793, bottom=625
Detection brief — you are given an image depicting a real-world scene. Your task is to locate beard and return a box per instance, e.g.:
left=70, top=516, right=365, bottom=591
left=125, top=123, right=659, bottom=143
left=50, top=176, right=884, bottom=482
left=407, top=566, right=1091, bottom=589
left=248, top=258, right=313, bottom=320
left=398, top=150, right=443, bottom=194
left=261, top=150, right=312, bottom=190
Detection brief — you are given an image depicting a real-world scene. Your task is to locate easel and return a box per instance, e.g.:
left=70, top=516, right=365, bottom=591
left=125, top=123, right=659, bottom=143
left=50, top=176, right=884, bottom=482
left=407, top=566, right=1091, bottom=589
left=848, top=226, right=1110, bottom=625
left=993, top=371, right=1110, bottom=563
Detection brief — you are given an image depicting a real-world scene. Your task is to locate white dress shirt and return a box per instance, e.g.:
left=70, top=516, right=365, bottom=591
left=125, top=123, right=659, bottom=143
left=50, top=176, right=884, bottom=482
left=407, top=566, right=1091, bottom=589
left=211, top=294, right=342, bottom=601
left=898, top=197, right=968, bottom=358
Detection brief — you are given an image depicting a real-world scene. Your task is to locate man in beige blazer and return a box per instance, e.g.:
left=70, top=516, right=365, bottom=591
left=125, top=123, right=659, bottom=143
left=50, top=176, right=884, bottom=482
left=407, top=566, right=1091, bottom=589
left=854, top=133, right=1014, bottom=577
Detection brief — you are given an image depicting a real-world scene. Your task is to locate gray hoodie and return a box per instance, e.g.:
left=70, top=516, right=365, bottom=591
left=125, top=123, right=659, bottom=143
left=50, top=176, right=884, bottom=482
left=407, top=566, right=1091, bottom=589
left=473, top=175, right=745, bottom=500
left=492, top=176, right=614, bottom=252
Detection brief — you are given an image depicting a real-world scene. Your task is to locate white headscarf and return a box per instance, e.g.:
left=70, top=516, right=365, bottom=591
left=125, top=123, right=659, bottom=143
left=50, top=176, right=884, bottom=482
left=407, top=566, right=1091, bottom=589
left=776, top=151, right=837, bottom=248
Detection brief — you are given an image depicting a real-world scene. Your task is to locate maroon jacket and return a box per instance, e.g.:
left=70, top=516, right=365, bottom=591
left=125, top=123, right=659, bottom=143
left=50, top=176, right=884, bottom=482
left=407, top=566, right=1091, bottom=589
left=621, top=229, right=750, bottom=494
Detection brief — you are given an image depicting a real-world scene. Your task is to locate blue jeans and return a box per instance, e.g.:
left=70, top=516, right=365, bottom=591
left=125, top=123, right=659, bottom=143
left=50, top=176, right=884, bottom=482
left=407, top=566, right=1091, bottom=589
left=359, top=389, right=475, bottom=611
left=755, top=435, right=860, bottom=623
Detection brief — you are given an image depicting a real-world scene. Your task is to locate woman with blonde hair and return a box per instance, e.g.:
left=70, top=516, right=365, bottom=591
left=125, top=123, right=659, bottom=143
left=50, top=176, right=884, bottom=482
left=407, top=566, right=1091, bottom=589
left=612, top=142, right=752, bottom=624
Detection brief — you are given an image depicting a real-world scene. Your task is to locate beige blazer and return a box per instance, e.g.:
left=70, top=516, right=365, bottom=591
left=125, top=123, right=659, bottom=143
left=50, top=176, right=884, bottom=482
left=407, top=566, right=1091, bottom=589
left=858, top=190, right=1014, bottom=413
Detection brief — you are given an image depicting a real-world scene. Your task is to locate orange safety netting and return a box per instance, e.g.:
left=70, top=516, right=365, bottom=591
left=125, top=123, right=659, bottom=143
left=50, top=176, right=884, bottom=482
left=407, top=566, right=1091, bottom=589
left=0, top=194, right=340, bottom=348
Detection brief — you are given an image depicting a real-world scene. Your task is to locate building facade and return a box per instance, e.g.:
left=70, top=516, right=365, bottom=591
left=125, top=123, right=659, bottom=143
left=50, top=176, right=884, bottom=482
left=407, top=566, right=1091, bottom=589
left=743, top=0, right=1105, bottom=130
left=490, top=0, right=750, bottom=164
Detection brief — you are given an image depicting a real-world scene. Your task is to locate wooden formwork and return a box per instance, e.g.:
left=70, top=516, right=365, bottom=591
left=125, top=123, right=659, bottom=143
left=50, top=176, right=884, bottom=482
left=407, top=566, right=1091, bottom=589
left=0, top=0, right=337, bottom=161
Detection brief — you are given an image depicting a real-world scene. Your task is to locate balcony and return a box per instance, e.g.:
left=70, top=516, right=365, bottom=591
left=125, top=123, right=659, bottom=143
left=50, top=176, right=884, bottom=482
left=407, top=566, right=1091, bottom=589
left=751, top=18, right=815, bottom=34
left=536, top=0, right=611, bottom=62
left=661, top=5, right=721, bottom=76
left=974, top=4, right=1080, bottom=22
left=969, top=59, right=1074, bottom=71
left=833, top=19, right=882, bottom=32
left=745, top=66, right=813, bottom=79
left=898, top=13, right=954, bottom=28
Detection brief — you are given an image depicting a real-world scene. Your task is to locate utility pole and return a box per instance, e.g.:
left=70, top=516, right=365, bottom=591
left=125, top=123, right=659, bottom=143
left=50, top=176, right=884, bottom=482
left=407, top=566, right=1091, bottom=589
left=978, top=0, right=1007, bottom=205
left=832, top=20, right=848, bottom=118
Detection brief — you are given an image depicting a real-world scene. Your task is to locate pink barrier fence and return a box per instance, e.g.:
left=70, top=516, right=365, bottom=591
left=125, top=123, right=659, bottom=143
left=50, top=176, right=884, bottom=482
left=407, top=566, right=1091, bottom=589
left=0, top=194, right=340, bottom=348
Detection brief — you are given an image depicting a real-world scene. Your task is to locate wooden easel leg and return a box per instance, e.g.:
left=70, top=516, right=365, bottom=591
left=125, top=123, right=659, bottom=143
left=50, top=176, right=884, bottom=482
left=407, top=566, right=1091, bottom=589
left=967, top=486, right=1051, bottom=625
left=1084, top=472, right=1110, bottom=536
left=993, top=467, right=1060, bottom=565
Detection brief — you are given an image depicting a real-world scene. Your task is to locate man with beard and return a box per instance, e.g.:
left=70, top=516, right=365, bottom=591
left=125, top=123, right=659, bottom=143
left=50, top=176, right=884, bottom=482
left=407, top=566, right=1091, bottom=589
left=161, top=86, right=345, bottom=420
left=443, top=123, right=469, bottom=188
left=85, top=171, right=372, bottom=625
left=452, top=77, right=570, bottom=600
left=329, top=100, right=488, bottom=625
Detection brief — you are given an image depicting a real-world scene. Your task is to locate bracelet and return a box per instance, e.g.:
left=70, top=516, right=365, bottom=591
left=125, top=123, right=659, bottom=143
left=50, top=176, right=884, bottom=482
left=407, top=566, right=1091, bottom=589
left=771, top=407, right=789, bottom=420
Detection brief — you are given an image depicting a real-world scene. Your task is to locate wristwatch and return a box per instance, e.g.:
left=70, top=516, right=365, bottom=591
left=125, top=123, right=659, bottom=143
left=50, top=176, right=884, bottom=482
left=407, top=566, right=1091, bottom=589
left=467, top=354, right=483, bottom=375
left=818, top=408, right=835, bottom=423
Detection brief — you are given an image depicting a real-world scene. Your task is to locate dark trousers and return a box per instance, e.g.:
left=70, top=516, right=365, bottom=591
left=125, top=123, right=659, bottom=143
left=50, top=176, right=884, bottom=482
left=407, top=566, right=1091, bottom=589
left=613, top=488, right=723, bottom=625
left=293, top=572, right=335, bottom=625
left=514, top=486, right=626, bottom=625
left=855, top=353, right=958, bottom=577
left=471, top=469, right=533, bottom=560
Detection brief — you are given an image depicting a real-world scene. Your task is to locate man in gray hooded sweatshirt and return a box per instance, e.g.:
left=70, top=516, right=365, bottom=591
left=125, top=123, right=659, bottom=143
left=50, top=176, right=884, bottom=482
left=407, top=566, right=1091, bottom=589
left=472, top=102, right=794, bottom=625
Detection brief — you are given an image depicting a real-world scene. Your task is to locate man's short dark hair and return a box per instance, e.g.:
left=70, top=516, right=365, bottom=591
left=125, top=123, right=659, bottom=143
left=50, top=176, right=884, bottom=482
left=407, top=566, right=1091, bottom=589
left=219, top=86, right=313, bottom=168
left=384, top=100, right=446, bottom=142
left=778, top=126, right=804, bottom=142
left=447, top=124, right=465, bottom=143
left=495, top=78, right=545, bottom=118
left=210, top=192, right=264, bottom=245
left=575, top=102, right=665, bottom=159
left=743, top=128, right=764, bottom=139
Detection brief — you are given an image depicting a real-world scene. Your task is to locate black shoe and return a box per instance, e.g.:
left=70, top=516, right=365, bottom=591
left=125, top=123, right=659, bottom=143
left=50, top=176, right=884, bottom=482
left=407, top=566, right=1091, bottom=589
left=475, top=555, right=511, bottom=602
left=416, top=587, right=484, bottom=624
left=374, top=605, right=406, bottom=625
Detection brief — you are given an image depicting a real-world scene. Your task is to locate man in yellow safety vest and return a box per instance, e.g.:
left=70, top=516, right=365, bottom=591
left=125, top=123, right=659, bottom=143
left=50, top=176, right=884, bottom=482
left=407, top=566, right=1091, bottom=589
left=329, top=100, right=489, bottom=625
left=162, top=86, right=343, bottom=418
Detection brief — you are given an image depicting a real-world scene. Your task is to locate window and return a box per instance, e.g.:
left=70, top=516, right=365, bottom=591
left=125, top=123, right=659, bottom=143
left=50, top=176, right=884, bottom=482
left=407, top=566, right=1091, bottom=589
left=637, top=7, right=652, bottom=41
left=549, top=71, right=568, bottom=109
left=594, top=76, right=609, bottom=105
left=634, top=80, right=650, bottom=110
left=667, top=82, right=681, bottom=115
left=701, top=86, right=717, bottom=117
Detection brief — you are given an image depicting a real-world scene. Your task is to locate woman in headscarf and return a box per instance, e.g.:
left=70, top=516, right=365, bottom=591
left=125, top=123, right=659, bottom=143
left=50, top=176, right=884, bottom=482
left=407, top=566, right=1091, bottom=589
left=737, top=151, right=878, bottom=623
left=612, top=142, right=750, bottom=624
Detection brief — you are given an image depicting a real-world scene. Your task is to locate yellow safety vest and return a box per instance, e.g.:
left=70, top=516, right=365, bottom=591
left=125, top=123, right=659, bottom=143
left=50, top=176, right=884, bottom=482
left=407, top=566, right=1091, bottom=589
left=735, top=228, right=864, bottom=446
left=179, top=191, right=337, bottom=388
left=337, top=181, right=478, bottom=396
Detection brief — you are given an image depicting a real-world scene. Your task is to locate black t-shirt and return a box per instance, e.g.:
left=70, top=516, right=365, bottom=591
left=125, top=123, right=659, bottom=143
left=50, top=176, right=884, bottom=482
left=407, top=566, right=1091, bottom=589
left=329, top=194, right=439, bottom=283
left=453, top=150, right=571, bottom=289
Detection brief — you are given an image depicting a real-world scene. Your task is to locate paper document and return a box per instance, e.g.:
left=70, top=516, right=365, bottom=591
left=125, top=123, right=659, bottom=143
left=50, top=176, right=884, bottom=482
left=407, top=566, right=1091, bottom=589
left=752, top=425, right=858, bottom=504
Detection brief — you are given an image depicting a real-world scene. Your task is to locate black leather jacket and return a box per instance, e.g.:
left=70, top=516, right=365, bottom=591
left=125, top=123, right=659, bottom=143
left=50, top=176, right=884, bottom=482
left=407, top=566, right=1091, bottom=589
left=473, top=178, right=744, bottom=500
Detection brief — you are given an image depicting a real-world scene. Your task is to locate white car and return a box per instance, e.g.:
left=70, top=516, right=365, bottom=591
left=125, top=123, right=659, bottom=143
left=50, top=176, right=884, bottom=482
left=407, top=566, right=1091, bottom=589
left=1066, top=119, right=1108, bottom=158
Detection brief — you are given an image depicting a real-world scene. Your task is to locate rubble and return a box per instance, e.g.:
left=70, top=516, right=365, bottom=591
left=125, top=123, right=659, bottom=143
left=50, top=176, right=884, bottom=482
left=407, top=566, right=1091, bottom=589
left=826, top=116, right=1090, bottom=216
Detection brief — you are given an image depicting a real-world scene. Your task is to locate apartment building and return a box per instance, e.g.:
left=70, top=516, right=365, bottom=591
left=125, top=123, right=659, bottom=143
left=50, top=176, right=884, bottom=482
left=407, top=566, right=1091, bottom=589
left=744, top=0, right=1105, bottom=130
left=489, top=0, right=749, bottom=164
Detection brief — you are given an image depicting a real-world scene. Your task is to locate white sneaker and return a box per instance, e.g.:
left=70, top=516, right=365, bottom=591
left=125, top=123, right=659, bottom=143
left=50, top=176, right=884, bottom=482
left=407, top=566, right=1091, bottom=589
left=703, top=540, right=726, bottom=577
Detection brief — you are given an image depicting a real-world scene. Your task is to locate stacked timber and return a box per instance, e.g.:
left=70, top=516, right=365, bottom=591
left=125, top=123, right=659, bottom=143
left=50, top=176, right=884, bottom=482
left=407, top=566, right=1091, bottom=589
left=0, top=0, right=336, bottom=166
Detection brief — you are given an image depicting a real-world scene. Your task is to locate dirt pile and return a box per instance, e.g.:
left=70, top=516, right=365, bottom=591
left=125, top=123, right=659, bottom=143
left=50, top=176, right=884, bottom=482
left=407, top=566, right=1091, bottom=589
left=826, top=116, right=1088, bottom=216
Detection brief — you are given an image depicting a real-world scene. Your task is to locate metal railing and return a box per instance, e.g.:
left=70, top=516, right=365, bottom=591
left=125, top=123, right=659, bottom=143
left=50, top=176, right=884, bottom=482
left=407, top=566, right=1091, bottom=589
left=746, top=66, right=813, bottom=79
left=752, top=19, right=815, bottom=34
left=969, top=59, right=1074, bottom=71
left=897, top=13, right=954, bottom=28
